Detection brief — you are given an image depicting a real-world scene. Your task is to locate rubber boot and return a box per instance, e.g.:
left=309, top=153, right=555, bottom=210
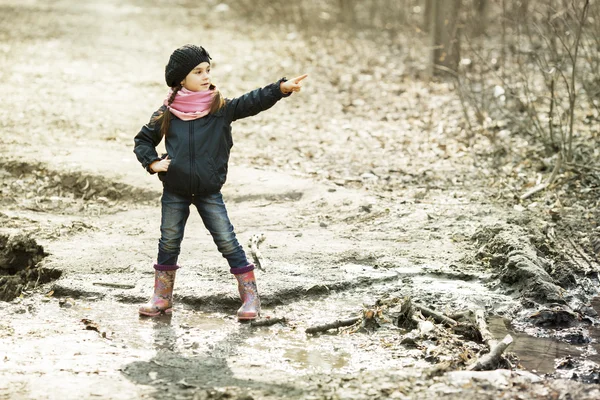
left=234, top=270, right=261, bottom=320
left=139, top=268, right=177, bottom=317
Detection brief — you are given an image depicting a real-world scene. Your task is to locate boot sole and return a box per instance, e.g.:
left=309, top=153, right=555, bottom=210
left=139, top=308, right=173, bottom=317
left=237, top=312, right=259, bottom=321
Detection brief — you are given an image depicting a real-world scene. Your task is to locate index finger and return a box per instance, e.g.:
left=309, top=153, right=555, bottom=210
left=292, top=74, right=308, bottom=83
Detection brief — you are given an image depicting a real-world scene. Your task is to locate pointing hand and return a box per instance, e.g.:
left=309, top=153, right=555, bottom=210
left=280, top=74, right=308, bottom=94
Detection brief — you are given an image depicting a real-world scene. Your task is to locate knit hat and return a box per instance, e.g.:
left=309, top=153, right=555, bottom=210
left=165, top=44, right=211, bottom=87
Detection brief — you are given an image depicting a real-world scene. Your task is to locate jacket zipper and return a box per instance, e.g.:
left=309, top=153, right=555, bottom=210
left=189, top=121, right=194, bottom=195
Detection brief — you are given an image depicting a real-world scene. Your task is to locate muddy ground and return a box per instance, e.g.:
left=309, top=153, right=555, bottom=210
left=1, top=0, right=600, bottom=399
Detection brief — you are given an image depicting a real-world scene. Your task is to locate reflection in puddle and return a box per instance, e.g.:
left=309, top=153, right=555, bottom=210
left=283, top=347, right=348, bottom=371
left=488, top=316, right=600, bottom=374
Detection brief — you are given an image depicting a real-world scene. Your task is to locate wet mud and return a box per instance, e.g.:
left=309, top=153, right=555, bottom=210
left=3, top=270, right=600, bottom=399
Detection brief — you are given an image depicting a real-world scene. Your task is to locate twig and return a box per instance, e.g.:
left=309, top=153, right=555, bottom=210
left=92, top=282, right=135, bottom=289
left=248, top=233, right=266, bottom=271
left=93, top=282, right=136, bottom=289
left=520, top=153, right=562, bottom=200
left=566, top=233, right=595, bottom=269
left=565, top=162, right=600, bottom=173
left=177, top=379, right=198, bottom=389
left=305, top=317, right=360, bottom=334
left=34, top=267, right=43, bottom=289
left=519, top=182, right=550, bottom=201
left=566, top=0, right=590, bottom=161
left=467, top=334, right=513, bottom=371
left=474, top=309, right=496, bottom=348
left=548, top=74, right=555, bottom=146
left=414, top=304, right=457, bottom=327
left=250, top=317, right=287, bottom=327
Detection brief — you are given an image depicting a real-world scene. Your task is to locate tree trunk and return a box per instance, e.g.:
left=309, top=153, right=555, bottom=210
left=472, top=0, right=488, bottom=36
left=339, top=0, right=356, bottom=25
left=429, top=0, right=462, bottom=77
left=424, top=0, right=433, bottom=31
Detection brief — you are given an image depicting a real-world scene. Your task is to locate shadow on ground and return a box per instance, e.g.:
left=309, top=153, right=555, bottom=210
left=122, top=315, right=304, bottom=400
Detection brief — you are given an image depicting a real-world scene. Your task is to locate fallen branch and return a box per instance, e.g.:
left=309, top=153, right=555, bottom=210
left=248, top=233, right=267, bottom=271
left=92, top=282, right=135, bottom=289
left=519, top=182, right=549, bottom=201
left=414, top=304, right=457, bottom=327
left=467, top=334, right=513, bottom=371
left=520, top=153, right=562, bottom=200
left=474, top=309, right=496, bottom=348
left=250, top=317, right=287, bottom=327
left=305, top=317, right=360, bottom=334
left=448, top=310, right=474, bottom=321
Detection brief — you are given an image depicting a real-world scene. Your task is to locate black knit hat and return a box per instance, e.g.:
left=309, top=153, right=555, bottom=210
left=165, top=44, right=211, bottom=87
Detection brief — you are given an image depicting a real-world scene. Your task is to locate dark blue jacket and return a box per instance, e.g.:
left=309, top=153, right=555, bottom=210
left=134, top=79, right=289, bottom=195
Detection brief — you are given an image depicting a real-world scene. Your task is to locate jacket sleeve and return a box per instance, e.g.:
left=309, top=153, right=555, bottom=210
left=133, top=106, right=165, bottom=174
left=225, top=78, right=291, bottom=122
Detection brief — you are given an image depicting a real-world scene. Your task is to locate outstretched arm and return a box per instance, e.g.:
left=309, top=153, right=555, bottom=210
left=226, top=74, right=308, bottom=122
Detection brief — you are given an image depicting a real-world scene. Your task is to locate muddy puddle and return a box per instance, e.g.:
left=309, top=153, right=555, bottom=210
left=1, top=270, right=493, bottom=398
left=2, top=268, right=599, bottom=397
left=489, top=317, right=600, bottom=373
left=486, top=299, right=600, bottom=380
left=0, top=291, right=420, bottom=399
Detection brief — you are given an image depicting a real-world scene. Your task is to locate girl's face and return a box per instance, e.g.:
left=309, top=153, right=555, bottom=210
left=181, top=62, right=211, bottom=92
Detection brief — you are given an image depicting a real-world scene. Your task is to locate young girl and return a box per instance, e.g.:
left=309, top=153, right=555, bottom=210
left=134, top=44, right=307, bottom=320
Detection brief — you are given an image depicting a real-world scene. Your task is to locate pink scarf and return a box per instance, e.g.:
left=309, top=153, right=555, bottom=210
left=165, top=87, right=215, bottom=121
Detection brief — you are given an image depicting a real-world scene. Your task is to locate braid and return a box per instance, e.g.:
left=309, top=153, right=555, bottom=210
left=209, top=84, right=225, bottom=114
left=167, top=84, right=181, bottom=105
left=159, top=84, right=182, bottom=137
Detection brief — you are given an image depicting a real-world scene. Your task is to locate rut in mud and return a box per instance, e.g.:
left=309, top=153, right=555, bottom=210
left=0, top=233, right=55, bottom=301
left=1, top=159, right=160, bottom=215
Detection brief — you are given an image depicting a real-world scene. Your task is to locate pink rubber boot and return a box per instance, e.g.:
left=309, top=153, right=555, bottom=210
left=234, top=269, right=261, bottom=320
left=139, top=266, right=177, bottom=317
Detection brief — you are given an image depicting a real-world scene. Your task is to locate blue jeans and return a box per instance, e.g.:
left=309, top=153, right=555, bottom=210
left=157, top=189, right=249, bottom=270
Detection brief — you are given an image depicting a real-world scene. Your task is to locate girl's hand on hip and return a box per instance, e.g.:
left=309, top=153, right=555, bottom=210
left=150, top=157, right=171, bottom=173
left=280, top=74, right=308, bottom=94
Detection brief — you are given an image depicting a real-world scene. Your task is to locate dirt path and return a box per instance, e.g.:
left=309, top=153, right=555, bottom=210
left=2, top=1, right=600, bottom=399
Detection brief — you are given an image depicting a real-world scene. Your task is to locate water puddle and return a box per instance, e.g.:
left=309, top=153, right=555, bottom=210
left=1, top=274, right=598, bottom=397
left=490, top=317, right=585, bottom=374
left=488, top=297, right=600, bottom=375
left=283, top=347, right=349, bottom=371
